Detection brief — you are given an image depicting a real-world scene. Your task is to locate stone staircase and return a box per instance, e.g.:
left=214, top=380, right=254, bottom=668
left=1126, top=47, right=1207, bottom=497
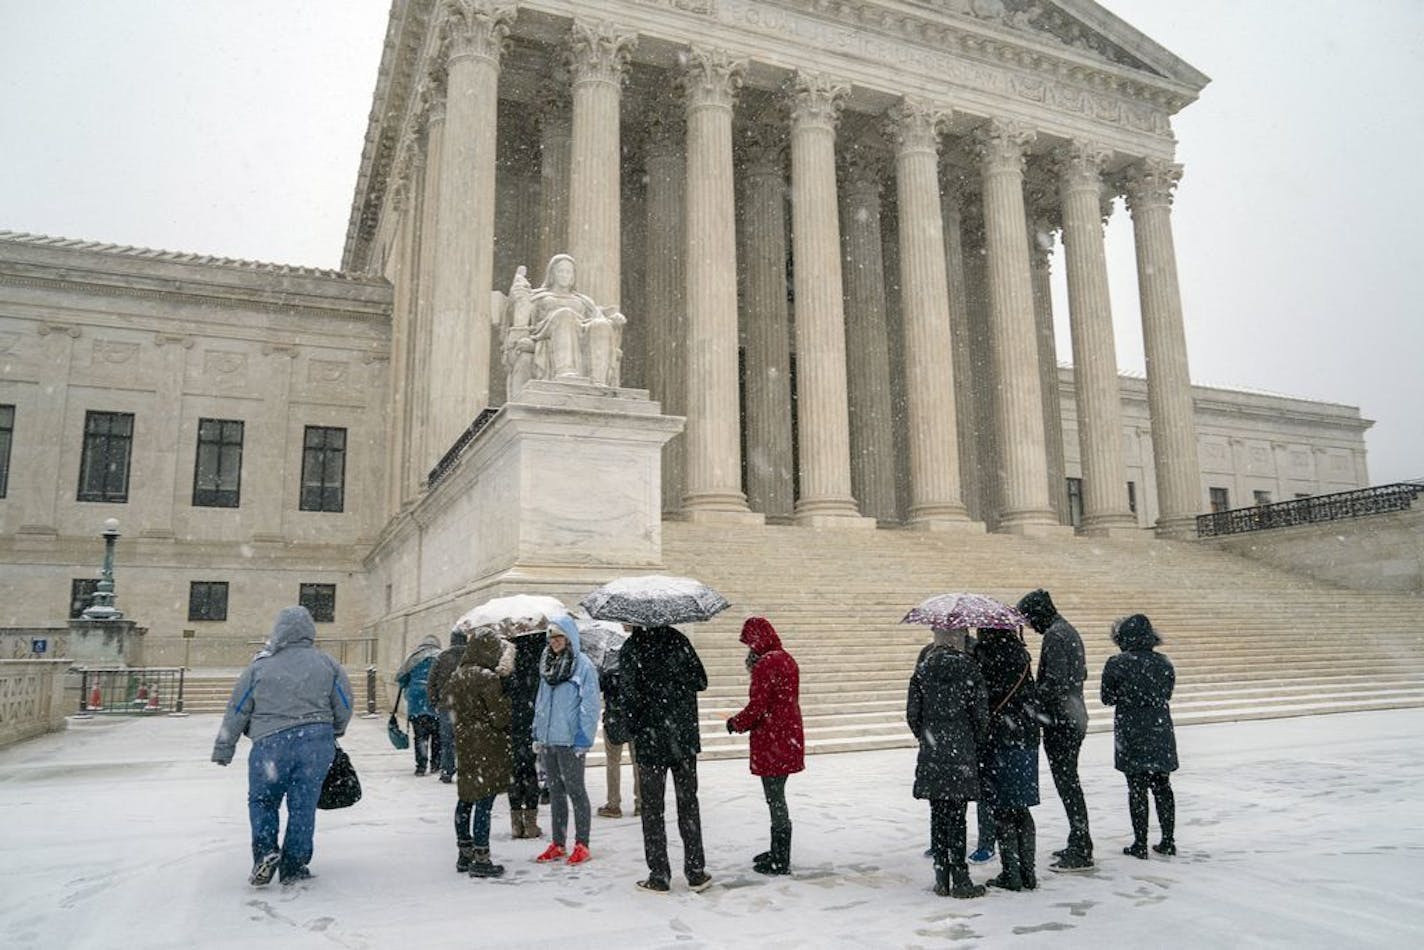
left=173, top=522, right=1424, bottom=764
left=658, top=521, right=1424, bottom=760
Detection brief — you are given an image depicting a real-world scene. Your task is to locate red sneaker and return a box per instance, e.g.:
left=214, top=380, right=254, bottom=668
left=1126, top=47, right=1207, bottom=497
left=566, top=842, right=591, bottom=865
left=535, top=843, right=566, bottom=863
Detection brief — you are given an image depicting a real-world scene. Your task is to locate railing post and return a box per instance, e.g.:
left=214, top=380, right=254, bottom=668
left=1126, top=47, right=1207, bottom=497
left=78, top=669, right=89, bottom=715
left=365, top=666, right=377, bottom=716
left=175, top=668, right=186, bottom=714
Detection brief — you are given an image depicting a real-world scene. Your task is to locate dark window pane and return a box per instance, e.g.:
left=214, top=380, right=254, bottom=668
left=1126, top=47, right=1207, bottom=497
left=69, top=578, right=100, bottom=619
left=188, top=581, right=229, bottom=621
left=0, top=403, right=13, bottom=498
left=77, top=411, right=134, bottom=502
left=299, top=583, right=336, bottom=623
left=192, top=418, right=243, bottom=507
left=299, top=425, right=346, bottom=512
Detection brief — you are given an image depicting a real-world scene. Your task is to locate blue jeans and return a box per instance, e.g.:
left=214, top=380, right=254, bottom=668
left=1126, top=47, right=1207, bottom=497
left=437, top=710, right=456, bottom=777
left=247, top=723, right=335, bottom=876
left=455, top=795, right=497, bottom=848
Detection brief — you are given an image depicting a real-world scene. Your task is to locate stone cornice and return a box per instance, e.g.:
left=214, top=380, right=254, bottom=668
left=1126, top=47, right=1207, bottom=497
left=343, top=0, right=1208, bottom=270
left=0, top=233, right=392, bottom=322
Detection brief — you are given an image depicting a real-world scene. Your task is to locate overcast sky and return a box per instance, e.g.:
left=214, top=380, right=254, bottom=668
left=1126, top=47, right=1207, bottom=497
left=2, top=1, right=1421, bottom=483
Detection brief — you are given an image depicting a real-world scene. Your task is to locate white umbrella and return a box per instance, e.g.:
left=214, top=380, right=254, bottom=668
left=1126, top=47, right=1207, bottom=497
left=579, top=575, right=729, bottom=626
left=454, top=594, right=570, bottom=637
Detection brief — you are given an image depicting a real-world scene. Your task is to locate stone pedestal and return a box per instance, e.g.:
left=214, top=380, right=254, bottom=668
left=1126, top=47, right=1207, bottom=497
left=66, top=620, right=146, bottom=666
left=397, top=381, right=683, bottom=599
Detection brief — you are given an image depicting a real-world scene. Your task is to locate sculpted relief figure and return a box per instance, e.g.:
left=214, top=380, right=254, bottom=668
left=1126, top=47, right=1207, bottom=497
left=499, top=254, right=625, bottom=395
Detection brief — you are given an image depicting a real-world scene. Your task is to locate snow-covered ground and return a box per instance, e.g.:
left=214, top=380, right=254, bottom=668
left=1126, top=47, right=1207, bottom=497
left=2, top=708, right=1421, bottom=949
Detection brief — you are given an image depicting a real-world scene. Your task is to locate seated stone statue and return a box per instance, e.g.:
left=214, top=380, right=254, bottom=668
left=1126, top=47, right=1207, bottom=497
left=500, top=254, right=625, bottom=395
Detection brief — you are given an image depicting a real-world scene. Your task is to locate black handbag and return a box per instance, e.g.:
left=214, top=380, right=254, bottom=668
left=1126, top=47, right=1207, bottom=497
left=318, top=745, right=362, bottom=809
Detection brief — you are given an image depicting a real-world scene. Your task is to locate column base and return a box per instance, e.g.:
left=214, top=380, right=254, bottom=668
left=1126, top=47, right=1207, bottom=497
left=1154, top=514, right=1200, bottom=540
left=794, top=498, right=877, bottom=529
left=1078, top=513, right=1146, bottom=539
left=995, top=510, right=1075, bottom=538
left=906, top=508, right=985, bottom=533
left=682, top=491, right=765, bottom=525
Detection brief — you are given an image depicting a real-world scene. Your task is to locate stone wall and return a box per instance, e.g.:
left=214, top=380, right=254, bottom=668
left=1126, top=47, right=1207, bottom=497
left=1203, top=508, right=1424, bottom=594
left=0, top=659, right=71, bottom=748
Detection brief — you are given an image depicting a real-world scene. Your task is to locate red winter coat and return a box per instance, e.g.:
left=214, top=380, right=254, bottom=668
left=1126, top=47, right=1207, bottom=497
left=727, top=617, right=805, bottom=777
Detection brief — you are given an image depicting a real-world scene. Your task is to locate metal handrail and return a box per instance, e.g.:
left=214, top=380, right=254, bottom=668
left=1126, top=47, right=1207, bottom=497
left=1196, top=482, right=1423, bottom=538
left=74, top=667, right=186, bottom=716
left=426, top=406, right=500, bottom=489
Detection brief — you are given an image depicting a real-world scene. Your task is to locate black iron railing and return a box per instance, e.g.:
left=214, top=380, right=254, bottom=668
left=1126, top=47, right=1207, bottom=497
left=75, top=667, right=187, bottom=715
left=426, top=407, right=500, bottom=489
left=1196, top=481, right=1423, bottom=538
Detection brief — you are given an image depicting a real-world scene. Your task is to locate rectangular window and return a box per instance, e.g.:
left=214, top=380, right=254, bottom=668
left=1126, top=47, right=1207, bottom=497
left=69, top=578, right=100, bottom=619
left=300, top=426, right=346, bottom=512
left=299, top=583, right=336, bottom=623
left=1209, top=486, right=1231, bottom=513
left=188, top=581, right=229, bottom=622
left=1253, top=490, right=1273, bottom=506
left=0, top=403, right=13, bottom=498
left=1065, top=477, right=1083, bottom=528
left=1126, top=481, right=1137, bottom=515
left=77, top=410, right=134, bottom=502
left=192, top=418, right=244, bottom=507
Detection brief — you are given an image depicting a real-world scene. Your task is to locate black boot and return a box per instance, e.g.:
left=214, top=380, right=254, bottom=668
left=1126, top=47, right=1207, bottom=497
left=767, top=825, right=792, bottom=875
left=1123, top=841, right=1149, bottom=859
left=1020, top=812, right=1037, bottom=891
left=456, top=841, right=475, bottom=874
left=986, top=824, right=1022, bottom=891
left=949, top=866, right=985, bottom=899
left=933, top=863, right=951, bottom=897
left=469, top=847, right=506, bottom=878
left=752, top=850, right=772, bottom=870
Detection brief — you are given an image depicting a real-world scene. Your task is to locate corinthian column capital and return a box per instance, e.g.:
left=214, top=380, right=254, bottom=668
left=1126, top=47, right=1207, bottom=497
left=415, top=67, right=448, bottom=128
left=567, top=20, right=637, bottom=87
left=680, top=46, right=747, bottom=110
left=884, top=97, right=945, bottom=156
left=439, top=0, right=515, bottom=65
left=1053, top=140, right=1111, bottom=191
left=971, top=117, right=1036, bottom=173
left=1123, top=157, right=1183, bottom=212
left=786, top=72, right=849, bottom=131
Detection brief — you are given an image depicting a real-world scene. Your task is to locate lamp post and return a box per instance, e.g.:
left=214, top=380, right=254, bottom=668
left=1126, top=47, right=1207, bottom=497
left=82, top=518, right=124, bottom=620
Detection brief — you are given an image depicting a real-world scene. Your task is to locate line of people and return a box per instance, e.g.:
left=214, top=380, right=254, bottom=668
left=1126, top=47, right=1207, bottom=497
left=910, top=588, right=1179, bottom=898
left=212, top=591, right=1176, bottom=895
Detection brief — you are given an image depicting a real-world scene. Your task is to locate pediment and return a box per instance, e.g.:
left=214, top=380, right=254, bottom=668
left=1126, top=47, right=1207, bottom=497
left=904, top=0, right=1208, bottom=90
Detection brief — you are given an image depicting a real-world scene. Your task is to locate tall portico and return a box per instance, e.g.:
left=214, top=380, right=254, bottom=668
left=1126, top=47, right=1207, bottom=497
left=347, top=0, right=1211, bottom=540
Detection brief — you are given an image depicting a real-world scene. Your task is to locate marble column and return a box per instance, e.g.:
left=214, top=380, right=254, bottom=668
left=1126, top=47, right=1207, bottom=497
left=972, top=118, right=1063, bottom=534
left=1024, top=174, right=1069, bottom=526
left=739, top=116, right=795, bottom=521
left=383, top=157, right=416, bottom=516
left=940, top=166, right=981, bottom=523
left=786, top=73, right=874, bottom=528
left=642, top=104, right=688, bottom=514
left=1056, top=141, right=1137, bottom=535
left=427, top=1, right=512, bottom=455
left=411, top=76, right=444, bottom=481
left=1124, top=158, right=1202, bottom=538
left=681, top=47, right=760, bottom=522
left=537, top=86, right=572, bottom=267
left=566, top=21, right=635, bottom=308
left=838, top=141, right=897, bottom=523
left=887, top=99, right=974, bottom=530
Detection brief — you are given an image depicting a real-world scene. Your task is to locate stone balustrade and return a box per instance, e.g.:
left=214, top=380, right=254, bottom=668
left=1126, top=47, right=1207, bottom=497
left=0, top=659, right=71, bottom=748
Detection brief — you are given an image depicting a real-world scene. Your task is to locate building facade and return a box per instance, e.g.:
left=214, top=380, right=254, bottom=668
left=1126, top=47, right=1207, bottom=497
left=0, top=2, right=1380, bottom=663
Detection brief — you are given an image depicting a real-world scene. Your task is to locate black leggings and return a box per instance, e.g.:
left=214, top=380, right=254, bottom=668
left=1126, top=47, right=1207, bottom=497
left=761, top=775, right=791, bottom=835
left=1126, top=772, right=1175, bottom=844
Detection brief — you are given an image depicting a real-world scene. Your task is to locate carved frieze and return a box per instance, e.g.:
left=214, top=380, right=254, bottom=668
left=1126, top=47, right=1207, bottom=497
left=308, top=359, right=349, bottom=384
left=91, top=340, right=140, bottom=366
left=204, top=350, right=248, bottom=377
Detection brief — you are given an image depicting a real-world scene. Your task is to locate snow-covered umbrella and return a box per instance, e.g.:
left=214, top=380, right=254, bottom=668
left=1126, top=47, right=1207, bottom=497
left=579, top=575, right=730, bottom=627
left=454, top=594, right=570, bottom=637
left=901, top=593, right=1028, bottom=631
left=576, top=618, right=628, bottom=671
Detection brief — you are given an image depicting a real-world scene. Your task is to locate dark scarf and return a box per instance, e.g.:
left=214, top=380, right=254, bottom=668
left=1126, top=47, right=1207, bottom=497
left=541, top=645, right=575, bottom=686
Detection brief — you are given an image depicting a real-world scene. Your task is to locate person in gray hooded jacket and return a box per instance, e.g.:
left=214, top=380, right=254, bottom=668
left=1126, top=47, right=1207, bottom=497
left=212, top=605, right=352, bottom=887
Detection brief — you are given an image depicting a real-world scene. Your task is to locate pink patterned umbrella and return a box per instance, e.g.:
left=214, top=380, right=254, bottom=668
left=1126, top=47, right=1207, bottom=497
left=901, top=593, right=1028, bottom=631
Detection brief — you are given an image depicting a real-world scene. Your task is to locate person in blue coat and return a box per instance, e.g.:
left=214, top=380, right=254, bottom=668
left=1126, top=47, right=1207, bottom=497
left=531, top=615, right=601, bottom=865
left=397, top=634, right=444, bottom=776
left=212, top=605, right=352, bottom=887
left=1102, top=613, right=1179, bottom=859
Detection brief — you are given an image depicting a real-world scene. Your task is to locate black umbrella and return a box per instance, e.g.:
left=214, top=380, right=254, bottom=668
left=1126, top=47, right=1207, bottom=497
left=579, top=574, right=730, bottom=627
